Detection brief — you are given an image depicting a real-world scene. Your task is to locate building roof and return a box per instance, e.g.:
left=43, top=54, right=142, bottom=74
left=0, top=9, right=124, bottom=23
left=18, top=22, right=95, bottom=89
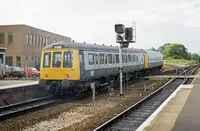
left=0, top=24, right=71, bottom=39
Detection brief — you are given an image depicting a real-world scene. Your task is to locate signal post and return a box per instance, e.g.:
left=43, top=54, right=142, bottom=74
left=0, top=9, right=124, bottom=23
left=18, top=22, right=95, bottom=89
left=114, top=23, right=136, bottom=96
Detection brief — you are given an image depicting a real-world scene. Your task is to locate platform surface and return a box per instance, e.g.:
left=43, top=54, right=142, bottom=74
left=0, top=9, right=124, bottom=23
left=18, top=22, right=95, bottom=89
left=172, top=86, right=200, bottom=130
left=141, top=71, right=200, bottom=131
left=0, top=80, right=38, bottom=90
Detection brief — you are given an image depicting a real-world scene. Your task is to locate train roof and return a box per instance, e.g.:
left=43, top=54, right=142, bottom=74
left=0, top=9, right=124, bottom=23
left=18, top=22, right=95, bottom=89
left=44, top=41, right=148, bottom=53
left=144, top=50, right=162, bottom=55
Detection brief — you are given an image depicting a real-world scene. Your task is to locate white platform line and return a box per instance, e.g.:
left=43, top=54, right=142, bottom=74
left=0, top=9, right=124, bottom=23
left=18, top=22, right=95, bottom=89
left=0, top=81, right=39, bottom=90
left=136, top=84, right=193, bottom=131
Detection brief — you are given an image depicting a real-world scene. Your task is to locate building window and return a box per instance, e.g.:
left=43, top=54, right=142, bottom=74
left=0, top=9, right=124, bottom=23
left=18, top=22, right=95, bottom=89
left=46, top=37, right=48, bottom=45
left=0, top=33, right=4, bottom=44
left=38, top=56, right=40, bottom=65
left=34, top=56, right=37, bottom=66
left=49, top=38, right=51, bottom=44
left=8, top=33, right=13, bottom=44
left=16, top=56, right=21, bottom=67
left=33, top=35, right=35, bottom=45
left=35, top=35, right=37, bottom=45
left=37, top=35, right=39, bottom=46
left=6, top=56, right=13, bottom=66
left=40, top=36, right=42, bottom=46
left=43, top=37, right=45, bottom=46
left=30, top=34, right=32, bottom=44
left=26, top=33, right=29, bottom=44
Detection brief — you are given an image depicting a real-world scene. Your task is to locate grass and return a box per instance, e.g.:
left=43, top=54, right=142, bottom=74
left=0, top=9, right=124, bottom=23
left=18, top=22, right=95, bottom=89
left=164, top=59, right=198, bottom=67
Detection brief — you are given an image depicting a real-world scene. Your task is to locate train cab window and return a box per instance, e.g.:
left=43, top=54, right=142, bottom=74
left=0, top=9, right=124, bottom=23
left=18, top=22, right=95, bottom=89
left=63, top=51, right=73, bottom=68
left=99, top=54, right=104, bottom=64
left=43, top=52, right=51, bottom=68
left=52, top=52, right=62, bottom=68
left=108, top=54, right=112, bottom=64
left=88, top=53, right=95, bottom=65
left=116, top=54, right=119, bottom=63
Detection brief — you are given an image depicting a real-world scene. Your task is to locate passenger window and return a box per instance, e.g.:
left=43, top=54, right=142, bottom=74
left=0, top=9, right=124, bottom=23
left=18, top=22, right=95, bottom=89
left=108, top=54, right=112, bottom=64
left=116, top=54, right=119, bottom=63
left=95, top=54, right=98, bottom=65
left=52, top=52, right=62, bottom=68
left=113, top=55, right=116, bottom=64
left=88, top=53, right=95, bottom=65
left=99, top=54, right=104, bottom=64
left=105, top=55, right=107, bottom=64
left=122, top=54, right=127, bottom=63
left=128, top=55, right=131, bottom=62
left=43, top=52, right=51, bottom=68
left=63, top=51, right=73, bottom=68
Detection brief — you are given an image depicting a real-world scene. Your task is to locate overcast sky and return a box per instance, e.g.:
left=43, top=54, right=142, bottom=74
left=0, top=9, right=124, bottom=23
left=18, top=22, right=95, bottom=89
left=1, top=0, right=200, bottom=53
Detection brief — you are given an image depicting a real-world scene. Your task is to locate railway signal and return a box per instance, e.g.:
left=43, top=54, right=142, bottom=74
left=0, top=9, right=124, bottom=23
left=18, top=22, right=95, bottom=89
left=114, top=22, right=136, bottom=96
left=125, top=27, right=133, bottom=41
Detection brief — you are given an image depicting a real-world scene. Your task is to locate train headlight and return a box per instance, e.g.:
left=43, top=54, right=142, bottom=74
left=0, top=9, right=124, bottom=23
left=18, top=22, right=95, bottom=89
left=66, top=74, right=70, bottom=78
left=44, top=74, right=48, bottom=77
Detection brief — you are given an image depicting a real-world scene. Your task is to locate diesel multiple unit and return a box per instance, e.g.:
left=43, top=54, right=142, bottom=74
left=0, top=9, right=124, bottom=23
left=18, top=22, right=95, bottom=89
left=39, top=41, right=163, bottom=95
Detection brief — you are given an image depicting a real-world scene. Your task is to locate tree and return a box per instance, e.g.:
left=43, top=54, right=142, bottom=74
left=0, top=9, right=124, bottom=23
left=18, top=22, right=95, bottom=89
left=149, top=47, right=157, bottom=51
left=191, top=54, right=200, bottom=61
left=162, top=43, right=189, bottom=59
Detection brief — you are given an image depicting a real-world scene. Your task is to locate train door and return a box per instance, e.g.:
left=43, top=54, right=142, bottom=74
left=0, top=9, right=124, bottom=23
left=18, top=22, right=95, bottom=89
left=144, top=53, right=149, bottom=69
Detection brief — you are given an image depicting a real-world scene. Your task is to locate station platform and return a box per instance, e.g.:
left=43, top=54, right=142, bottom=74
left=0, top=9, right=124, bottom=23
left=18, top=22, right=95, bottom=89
left=0, top=80, right=38, bottom=90
left=138, top=72, right=200, bottom=131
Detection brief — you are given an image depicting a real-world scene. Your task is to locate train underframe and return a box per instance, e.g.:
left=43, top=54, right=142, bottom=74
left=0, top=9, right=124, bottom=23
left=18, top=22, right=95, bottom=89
left=39, top=65, right=163, bottom=96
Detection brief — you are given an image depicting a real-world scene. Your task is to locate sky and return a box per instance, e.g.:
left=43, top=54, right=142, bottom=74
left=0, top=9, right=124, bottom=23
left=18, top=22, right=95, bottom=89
left=1, top=0, right=200, bottom=53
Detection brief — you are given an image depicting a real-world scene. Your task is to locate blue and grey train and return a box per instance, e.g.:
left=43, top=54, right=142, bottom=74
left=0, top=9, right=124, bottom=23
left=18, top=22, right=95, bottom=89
left=39, top=41, right=163, bottom=94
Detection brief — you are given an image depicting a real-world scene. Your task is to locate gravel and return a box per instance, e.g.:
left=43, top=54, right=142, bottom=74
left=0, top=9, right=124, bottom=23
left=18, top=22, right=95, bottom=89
left=1, top=66, right=174, bottom=131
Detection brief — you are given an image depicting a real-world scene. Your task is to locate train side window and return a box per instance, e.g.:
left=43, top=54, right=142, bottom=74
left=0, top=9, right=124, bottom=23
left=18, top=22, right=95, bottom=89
left=113, top=55, right=116, bottom=64
left=43, top=52, right=51, bottom=68
left=63, top=51, right=73, bottom=68
left=105, top=54, right=107, bottom=64
left=99, top=54, right=104, bottom=64
left=123, top=54, right=127, bottom=63
left=136, top=55, right=138, bottom=62
left=128, top=55, right=131, bottom=63
left=88, top=53, right=95, bottom=65
left=108, top=54, right=112, bottom=64
left=95, top=54, right=99, bottom=65
left=116, top=54, right=119, bottom=63
left=52, top=52, right=62, bottom=68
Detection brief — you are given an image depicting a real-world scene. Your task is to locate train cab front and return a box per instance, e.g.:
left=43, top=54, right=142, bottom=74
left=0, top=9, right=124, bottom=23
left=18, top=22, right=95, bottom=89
left=39, top=47, right=80, bottom=95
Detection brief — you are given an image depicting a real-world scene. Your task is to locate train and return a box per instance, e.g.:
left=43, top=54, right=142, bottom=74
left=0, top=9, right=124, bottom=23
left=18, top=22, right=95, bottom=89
left=39, top=41, right=163, bottom=95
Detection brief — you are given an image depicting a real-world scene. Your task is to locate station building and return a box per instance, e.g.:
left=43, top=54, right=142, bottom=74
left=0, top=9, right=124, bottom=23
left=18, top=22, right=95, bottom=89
left=0, top=24, right=71, bottom=68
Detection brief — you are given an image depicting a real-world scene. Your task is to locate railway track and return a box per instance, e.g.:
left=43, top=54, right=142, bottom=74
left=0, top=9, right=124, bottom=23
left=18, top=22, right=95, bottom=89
left=94, top=65, right=198, bottom=131
left=0, top=96, right=62, bottom=121
left=0, top=65, right=194, bottom=122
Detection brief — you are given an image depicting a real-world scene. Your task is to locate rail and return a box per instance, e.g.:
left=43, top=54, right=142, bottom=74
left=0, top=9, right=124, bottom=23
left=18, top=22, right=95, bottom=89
left=94, top=65, right=198, bottom=131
